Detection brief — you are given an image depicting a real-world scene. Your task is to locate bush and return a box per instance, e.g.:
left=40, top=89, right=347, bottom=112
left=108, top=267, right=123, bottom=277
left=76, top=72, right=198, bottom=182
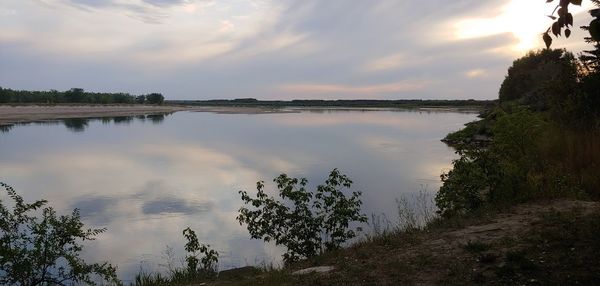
left=0, top=182, right=119, bottom=285
left=182, top=227, right=219, bottom=275
left=435, top=149, right=502, bottom=217
left=436, top=108, right=552, bottom=216
left=237, top=169, right=367, bottom=263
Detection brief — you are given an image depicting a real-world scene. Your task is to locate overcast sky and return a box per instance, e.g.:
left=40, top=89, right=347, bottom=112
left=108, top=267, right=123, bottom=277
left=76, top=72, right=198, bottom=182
left=0, top=0, right=595, bottom=100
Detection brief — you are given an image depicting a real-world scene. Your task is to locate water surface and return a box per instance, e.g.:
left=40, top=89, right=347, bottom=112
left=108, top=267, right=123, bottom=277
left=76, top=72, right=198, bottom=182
left=0, top=109, right=476, bottom=281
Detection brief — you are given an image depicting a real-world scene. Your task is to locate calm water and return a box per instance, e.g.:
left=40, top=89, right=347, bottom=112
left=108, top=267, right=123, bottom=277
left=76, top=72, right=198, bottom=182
left=0, top=109, right=476, bottom=281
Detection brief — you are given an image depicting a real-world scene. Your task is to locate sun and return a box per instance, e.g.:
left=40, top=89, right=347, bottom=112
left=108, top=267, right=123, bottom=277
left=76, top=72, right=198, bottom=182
left=454, top=0, right=591, bottom=53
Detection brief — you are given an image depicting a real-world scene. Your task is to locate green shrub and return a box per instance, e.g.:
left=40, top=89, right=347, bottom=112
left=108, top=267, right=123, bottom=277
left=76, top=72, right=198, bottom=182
left=237, top=169, right=367, bottom=263
left=435, top=149, right=502, bottom=217
left=182, top=227, right=219, bottom=275
left=437, top=108, right=551, bottom=216
left=0, top=182, right=120, bottom=285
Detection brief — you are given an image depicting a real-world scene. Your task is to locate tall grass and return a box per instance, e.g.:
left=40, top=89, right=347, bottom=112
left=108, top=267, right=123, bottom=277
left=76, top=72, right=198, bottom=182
left=367, top=189, right=437, bottom=239
left=537, top=127, right=600, bottom=198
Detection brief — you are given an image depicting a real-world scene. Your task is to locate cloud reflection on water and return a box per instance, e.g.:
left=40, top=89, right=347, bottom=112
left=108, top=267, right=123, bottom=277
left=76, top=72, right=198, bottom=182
left=0, top=109, right=477, bottom=281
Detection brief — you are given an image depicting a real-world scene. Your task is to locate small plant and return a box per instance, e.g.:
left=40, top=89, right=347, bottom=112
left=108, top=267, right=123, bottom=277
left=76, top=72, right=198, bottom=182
left=237, top=169, right=367, bottom=263
left=182, top=227, right=219, bottom=275
left=0, top=182, right=119, bottom=285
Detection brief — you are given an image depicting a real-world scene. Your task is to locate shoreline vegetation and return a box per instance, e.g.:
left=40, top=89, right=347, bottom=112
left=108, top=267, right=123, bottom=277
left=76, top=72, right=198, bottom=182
left=167, top=98, right=494, bottom=109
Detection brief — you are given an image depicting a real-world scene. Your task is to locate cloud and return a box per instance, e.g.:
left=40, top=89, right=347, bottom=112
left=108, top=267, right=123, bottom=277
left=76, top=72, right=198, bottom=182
left=142, top=197, right=211, bottom=215
left=465, top=69, right=487, bottom=78
left=362, top=53, right=406, bottom=72
left=1, top=0, right=596, bottom=100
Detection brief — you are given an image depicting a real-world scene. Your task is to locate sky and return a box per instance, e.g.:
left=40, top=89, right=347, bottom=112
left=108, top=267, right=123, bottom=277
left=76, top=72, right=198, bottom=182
left=0, top=0, right=596, bottom=100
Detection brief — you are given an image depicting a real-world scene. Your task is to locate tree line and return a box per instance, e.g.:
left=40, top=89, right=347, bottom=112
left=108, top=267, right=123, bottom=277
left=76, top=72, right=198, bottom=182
left=0, top=87, right=164, bottom=105
left=170, top=98, right=493, bottom=108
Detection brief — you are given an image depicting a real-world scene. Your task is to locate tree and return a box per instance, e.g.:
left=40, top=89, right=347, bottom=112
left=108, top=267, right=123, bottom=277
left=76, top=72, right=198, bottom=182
left=64, top=88, right=85, bottom=103
left=145, top=93, right=164, bottom=105
left=498, top=49, right=578, bottom=112
left=579, top=1, right=600, bottom=73
left=237, top=169, right=367, bottom=264
left=135, top=95, right=146, bottom=104
left=0, top=182, right=120, bottom=285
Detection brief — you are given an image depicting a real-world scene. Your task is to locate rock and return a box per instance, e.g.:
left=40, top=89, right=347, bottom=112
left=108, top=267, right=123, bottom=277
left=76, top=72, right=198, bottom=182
left=292, top=266, right=335, bottom=275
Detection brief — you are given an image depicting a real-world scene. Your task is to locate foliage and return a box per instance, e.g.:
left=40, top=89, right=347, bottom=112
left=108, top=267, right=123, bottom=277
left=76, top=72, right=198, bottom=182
left=436, top=148, right=501, bottom=217
left=237, top=169, right=367, bottom=263
left=436, top=108, right=556, bottom=216
left=0, top=87, right=164, bottom=105
left=542, top=0, right=600, bottom=48
left=182, top=227, right=219, bottom=274
left=498, top=49, right=578, bottom=110
left=579, top=0, right=600, bottom=73
left=0, top=182, right=119, bottom=285
left=132, top=229, right=219, bottom=286
left=145, top=93, right=165, bottom=105
left=542, top=0, right=581, bottom=48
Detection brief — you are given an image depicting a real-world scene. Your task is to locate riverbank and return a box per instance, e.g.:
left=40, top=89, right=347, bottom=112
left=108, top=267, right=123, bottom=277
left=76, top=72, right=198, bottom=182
left=199, top=199, right=600, bottom=285
left=0, top=104, right=300, bottom=125
left=0, top=104, right=479, bottom=126
left=0, top=105, right=191, bottom=126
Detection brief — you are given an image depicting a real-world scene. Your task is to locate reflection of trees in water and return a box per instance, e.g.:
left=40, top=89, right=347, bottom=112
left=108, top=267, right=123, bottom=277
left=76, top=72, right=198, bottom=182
left=113, top=116, right=134, bottom=125
left=62, top=118, right=89, bottom=132
left=2, top=112, right=171, bottom=133
left=0, top=125, right=13, bottom=133
left=146, top=114, right=166, bottom=124
left=1, top=121, right=61, bottom=133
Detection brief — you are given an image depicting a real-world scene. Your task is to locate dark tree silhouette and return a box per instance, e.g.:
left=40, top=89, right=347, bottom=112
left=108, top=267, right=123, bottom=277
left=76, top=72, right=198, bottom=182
left=544, top=0, right=600, bottom=48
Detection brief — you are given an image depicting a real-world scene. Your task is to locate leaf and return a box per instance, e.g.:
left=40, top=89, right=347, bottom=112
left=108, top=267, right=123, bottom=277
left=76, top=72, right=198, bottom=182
left=552, top=22, right=561, bottom=36
left=558, top=7, right=566, bottom=17
left=566, top=13, right=573, bottom=26
left=543, top=33, right=553, bottom=49
left=569, top=0, right=582, bottom=5
left=547, top=15, right=557, bottom=20
left=565, top=28, right=571, bottom=38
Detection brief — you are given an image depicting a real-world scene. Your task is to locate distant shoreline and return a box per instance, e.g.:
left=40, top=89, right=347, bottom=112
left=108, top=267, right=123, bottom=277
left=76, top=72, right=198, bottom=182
left=168, top=98, right=494, bottom=109
left=0, top=105, right=189, bottom=126
left=0, top=104, right=482, bottom=126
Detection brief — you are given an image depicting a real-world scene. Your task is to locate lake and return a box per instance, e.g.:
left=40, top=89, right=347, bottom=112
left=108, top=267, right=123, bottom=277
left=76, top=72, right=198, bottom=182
left=0, top=108, right=476, bottom=282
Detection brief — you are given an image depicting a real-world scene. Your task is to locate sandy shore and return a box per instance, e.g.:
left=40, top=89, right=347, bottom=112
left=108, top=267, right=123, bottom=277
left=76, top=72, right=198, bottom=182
left=0, top=104, right=477, bottom=126
left=0, top=105, right=196, bottom=125
left=0, top=105, right=300, bottom=125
